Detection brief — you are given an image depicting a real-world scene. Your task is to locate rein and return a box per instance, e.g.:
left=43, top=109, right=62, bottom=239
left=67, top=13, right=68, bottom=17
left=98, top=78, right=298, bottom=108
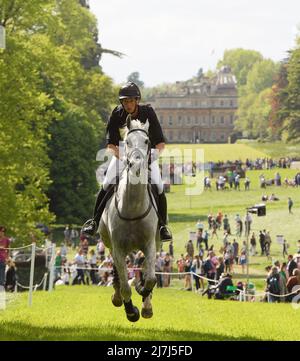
left=115, top=128, right=152, bottom=221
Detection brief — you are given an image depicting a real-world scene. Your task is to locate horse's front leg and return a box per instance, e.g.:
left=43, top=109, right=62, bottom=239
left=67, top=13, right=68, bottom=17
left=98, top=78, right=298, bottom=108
left=112, top=250, right=140, bottom=322
left=138, top=240, right=157, bottom=319
left=111, top=264, right=122, bottom=307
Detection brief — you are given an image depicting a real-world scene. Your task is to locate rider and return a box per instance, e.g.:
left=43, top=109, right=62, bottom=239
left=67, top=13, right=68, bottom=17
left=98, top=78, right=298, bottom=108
left=81, top=82, right=172, bottom=242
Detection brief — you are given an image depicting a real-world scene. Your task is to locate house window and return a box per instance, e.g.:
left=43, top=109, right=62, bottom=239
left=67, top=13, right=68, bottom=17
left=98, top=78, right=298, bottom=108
left=220, top=100, right=224, bottom=107
left=212, top=116, right=215, bottom=124
left=160, top=115, right=164, bottom=125
left=168, top=116, right=173, bottom=126
left=187, top=116, right=191, bottom=124
left=230, top=115, right=234, bottom=124
left=220, top=116, right=224, bottom=124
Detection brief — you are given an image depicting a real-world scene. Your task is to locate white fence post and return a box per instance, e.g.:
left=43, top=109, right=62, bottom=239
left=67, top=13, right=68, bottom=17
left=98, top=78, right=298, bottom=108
left=48, top=243, right=56, bottom=292
left=28, top=242, right=36, bottom=307
left=43, top=273, right=48, bottom=291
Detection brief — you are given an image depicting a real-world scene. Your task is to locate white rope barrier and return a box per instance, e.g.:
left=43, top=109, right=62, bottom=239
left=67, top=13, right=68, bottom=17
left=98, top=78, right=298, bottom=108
left=1, top=244, right=33, bottom=251
left=16, top=273, right=47, bottom=290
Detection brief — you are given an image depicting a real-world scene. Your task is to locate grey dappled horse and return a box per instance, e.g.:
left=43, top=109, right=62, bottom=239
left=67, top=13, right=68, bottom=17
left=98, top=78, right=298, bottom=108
left=99, top=118, right=160, bottom=322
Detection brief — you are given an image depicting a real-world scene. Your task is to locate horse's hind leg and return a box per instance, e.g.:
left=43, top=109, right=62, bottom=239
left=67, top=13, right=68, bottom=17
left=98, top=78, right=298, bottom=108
left=112, top=250, right=140, bottom=322
left=111, top=265, right=122, bottom=307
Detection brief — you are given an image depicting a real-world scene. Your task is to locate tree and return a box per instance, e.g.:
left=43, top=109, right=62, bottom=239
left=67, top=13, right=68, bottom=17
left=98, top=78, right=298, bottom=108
left=0, top=0, right=117, bottom=242
left=127, top=71, right=144, bottom=88
left=281, top=44, right=300, bottom=142
left=218, top=48, right=263, bottom=86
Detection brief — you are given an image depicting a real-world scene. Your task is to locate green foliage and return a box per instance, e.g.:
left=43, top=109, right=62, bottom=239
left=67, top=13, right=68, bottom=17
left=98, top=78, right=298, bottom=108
left=0, top=0, right=117, bottom=241
left=127, top=71, right=144, bottom=88
left=233, top=56, right=279, bottom=138
left=281, top=44, right=300, bottom=142
left=217, top=48, right=263, bottom=86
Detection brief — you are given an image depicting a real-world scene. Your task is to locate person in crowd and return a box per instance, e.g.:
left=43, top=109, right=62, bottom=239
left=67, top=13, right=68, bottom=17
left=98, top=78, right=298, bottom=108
left=266, top=266, right=280, bottom=302
left=0, top=226, right=10, bottom=289
left=279, top=262, right=288, bottom=302
left=286, top=269, right=300, bottom=302
left=185, top=239, right=194, bottom=258
left=80, top=237, right=89, bottom=256
left=155, top=253, right=164, bottom=288
left=244, top=212, right=252, bottom=237
left=234, top=214, right=243, bottom=237
left=96, top=238, right=105, bottom=261
left=163, top=253, right=172, bottom=287
left=5, top=258, right=16, bottom=292
left=264, top=231, right=272, bottom=259
left=250, top=232, right=257, bottom=256
left=287, top=255, right=298, bottom=277
left=259, top=230, right=266, bottom=255
left=70, top=227, right=79, bottom=249
left=288, top=197, right=293, bottom=214
left=192, top=255, right=203, bottom=292
left=88, top=249, right=98, bottom=285
left=183, top=254, right=192, bottom=291
left=214, top=273, right=234, bottom=300
left=223, top=215, right=229, bottom=233
left=169, top=241, right=174, bottom=258
left=244, top=177, right=250, bottom=191
left=54, top=250, right=62, bottom=282
left=282, top=239, right=289, bottom=258
left=216, top=256, right=225, bottom=280
left=72, top=248, right=86, bottom=285
left=60, top=242, right=68, bottom=261
left=176, top=254, right=185, bottom=279
left=232, top=239, right=239, bottom=265
left=239, top=250, right=247, bottom=274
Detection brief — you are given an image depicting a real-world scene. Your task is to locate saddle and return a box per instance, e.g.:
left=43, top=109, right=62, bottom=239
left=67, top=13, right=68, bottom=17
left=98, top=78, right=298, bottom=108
left=103, top=178, right=160, bottom=219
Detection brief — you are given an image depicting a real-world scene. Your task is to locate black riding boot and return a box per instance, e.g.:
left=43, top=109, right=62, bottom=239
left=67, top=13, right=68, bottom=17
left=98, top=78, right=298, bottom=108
left=81, top=188, right=107, bottom=237
left=157, top=192, right=172, bottom=242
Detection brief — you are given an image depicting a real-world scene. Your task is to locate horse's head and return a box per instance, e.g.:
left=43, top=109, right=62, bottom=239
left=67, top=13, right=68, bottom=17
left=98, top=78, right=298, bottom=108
left=124, top=116, right=150, bottom=179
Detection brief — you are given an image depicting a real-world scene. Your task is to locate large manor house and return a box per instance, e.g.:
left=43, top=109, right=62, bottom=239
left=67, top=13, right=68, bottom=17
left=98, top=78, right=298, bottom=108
left=152, top=66, right=238, bottom=144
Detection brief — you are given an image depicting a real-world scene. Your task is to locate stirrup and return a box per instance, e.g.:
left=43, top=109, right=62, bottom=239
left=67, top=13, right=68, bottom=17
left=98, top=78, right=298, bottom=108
left=81, top=219, right=97, bottom=236
left=159, top=225, right=173, bottom=242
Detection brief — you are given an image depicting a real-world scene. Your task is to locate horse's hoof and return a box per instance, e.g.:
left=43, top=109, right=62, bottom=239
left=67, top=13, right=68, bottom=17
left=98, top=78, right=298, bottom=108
left=126, top=306, right=140, bottom=322
left=141, top=307, right=153, bottom=319
left=111, top=294, right=123, bottom=307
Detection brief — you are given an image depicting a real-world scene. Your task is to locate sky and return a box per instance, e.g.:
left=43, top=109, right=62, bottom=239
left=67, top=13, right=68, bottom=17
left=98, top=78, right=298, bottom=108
left=89, top=0, right=300, bottom=87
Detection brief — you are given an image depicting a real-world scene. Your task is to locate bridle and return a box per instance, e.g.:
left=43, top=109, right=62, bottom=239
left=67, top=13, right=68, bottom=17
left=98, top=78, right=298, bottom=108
left=115, top=127, right=152, bottom=221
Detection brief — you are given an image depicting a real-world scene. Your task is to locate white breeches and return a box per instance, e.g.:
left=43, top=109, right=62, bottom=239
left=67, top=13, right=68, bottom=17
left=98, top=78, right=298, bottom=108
left=102, top=156, right=164, bottom=194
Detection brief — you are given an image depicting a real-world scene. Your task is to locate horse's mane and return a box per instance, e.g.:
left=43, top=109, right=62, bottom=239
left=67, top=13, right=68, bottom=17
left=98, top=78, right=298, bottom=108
left=125, top=118, right=149, bottom=138
left=130, top=119, right=145, bottom=129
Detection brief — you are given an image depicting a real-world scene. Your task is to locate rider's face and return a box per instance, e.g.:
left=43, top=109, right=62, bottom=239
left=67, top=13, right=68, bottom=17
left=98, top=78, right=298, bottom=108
left=121, top=97, right=138, bottom=114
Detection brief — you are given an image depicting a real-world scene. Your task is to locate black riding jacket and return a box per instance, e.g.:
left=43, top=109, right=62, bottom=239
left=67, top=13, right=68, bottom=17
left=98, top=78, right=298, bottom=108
left=106, top=104, right=165, bottom=149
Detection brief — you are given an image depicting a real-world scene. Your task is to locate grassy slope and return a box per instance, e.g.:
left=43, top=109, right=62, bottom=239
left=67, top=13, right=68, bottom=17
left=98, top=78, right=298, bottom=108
left=168, top=168, right=300, bottom=264
left=164, top=143, right=268, bottom=162
left=237, top=140, right=300, bottom=159
left=1, top=286, right=300, bottom=341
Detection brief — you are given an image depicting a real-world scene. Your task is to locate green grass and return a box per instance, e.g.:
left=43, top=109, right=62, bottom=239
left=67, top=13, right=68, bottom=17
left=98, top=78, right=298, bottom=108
left=1, top=286, right=300, bottom=341
left=2, top=143, right=300, bottom=341
left=168, top=168, right=300, bottom=268
left=237, top=140, right=300, bottom=159
left=164, top=143, right=268, bottom=162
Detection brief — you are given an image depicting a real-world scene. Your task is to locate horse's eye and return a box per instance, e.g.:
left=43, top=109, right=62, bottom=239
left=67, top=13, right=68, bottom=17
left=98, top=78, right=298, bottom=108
left=145, top=139, right=149, bottom=144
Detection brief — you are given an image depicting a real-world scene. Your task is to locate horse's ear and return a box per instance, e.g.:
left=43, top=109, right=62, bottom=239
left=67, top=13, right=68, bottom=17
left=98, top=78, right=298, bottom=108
left=144, top=119, right=149, bottom=133
left=126, top=114, right=132, bottom=130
